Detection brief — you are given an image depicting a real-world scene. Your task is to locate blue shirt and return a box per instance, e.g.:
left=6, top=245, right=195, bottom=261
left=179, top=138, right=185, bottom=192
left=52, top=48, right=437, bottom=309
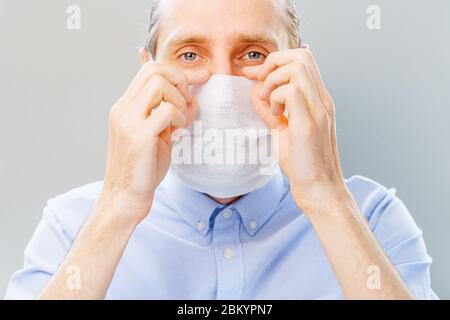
left=5, top=169, right=437, bottom=299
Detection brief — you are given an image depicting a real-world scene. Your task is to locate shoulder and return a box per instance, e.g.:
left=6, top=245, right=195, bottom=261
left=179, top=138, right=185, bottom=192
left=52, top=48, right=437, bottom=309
left=345, top=175, right=420, bottom=234
left=345, top=174, right=395, bottom=215
left=47, top=181, right=103, bottom=207
left=44, top=181, right=104, bottom=240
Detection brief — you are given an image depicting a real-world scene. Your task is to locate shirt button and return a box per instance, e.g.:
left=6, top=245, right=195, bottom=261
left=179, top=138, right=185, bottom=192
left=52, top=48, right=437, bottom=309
left=196, top=221, right=206, bottom=232
left=249, top=220, right=258, bottom=230
left=222, top=208, right=233, bottom=219
left=223, top=248, right=235, bottom=260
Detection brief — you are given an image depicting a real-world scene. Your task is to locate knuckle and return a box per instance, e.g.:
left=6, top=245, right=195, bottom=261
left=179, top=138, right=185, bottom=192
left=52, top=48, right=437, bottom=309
left=286, top=84, right=300, bottom=97
left=325, top=105, right=335, bottom=120
left=158, top=102, right=173, bottom=117
left=269, top=88, right=280, bottom=103
left=179, top=98, right=188, bottom=111
left=294, top=62, right=308, bottom=74
left=324, top=99, right=335, bottom=115
left=265, top=72, right=277, bottom=86
left=150, top=74, right=168, bottom=88
left=162, top=64, right=188, bottom=86
left=175, top=67, right=189, bottom=83
left=317, top=110, right=329, bottom=127
left=170, top=104, right=185, bottom=123
left=168, top=104, right=179, bottom=117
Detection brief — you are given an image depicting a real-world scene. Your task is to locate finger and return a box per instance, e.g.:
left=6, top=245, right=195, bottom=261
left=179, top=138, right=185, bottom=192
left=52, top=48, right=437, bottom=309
left=135, top=75, right=188, bottom=118
left=270, top=84, right=312, bottom=128
left=259, top=63, right=294, bottom=101
left=242, top=65, right=263, bottom=80
left=297, top=49, right=338, bottom=147
left=257, top=50, right=330, bottom=126
left=258, top=46, right=334, bottom=118
left=264, top=48, right=334, bottom=119
left=261, top=49, right=341, bottom=176
left=127, top=63, right=193, bottom=102
left=300, top=49, right=334, bottom=117
left=300, top=43, right=310, bottom=50
left=146, top=102, right=186, bottom=136
left=183, top=69, right=211, bottom=85
left=290, top=62, right=328, bottom=125
left=269, top=97, right=286, bottom=117
left=252, top=82, right=288, bottom=130
left=260, top=61, right=325, bottom=122
left=257, top=50, right=303, bottom=81
left=300, top=49, right=341, bottom=173
left=257, top=48, right=322, bottom=83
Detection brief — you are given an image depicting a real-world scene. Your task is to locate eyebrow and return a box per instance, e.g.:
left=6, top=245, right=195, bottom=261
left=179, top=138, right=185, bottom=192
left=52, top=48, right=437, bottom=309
left=167, top=35, right=210, bottom=48
left=166, top=33, right=279, bottom=49
left=233, top=34, right=279, bottom=47
left=168, top=35, right=211, bottom=47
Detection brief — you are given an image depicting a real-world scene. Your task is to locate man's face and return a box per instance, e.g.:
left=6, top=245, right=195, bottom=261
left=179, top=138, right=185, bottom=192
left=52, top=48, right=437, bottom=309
left=154, top=0, right=290, bottom=76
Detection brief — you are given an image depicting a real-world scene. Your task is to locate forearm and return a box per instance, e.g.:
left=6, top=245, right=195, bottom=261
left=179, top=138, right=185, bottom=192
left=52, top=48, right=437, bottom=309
left=296, top=186, right=414, bottom=300
left=38, top=195, right=140, bottom=300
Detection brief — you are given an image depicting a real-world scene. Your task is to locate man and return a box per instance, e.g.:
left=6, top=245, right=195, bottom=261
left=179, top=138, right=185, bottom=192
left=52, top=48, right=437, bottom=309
left=5, top=0, right=436, bottom=299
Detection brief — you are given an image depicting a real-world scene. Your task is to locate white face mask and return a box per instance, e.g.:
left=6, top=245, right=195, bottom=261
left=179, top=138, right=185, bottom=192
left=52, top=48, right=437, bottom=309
left=169, top=74, right=279, bottom=198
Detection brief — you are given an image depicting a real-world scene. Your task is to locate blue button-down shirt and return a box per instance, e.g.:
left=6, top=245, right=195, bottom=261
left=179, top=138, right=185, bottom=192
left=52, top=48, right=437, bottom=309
left=5, top=169, right=437, bottom=299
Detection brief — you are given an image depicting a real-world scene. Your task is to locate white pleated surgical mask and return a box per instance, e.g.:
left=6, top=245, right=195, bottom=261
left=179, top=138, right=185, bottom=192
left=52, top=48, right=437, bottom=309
left=169, top=74, right=279, bottom=198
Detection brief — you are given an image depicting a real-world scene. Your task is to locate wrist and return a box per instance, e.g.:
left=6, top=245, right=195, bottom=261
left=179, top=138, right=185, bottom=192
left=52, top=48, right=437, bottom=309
left=291, top=180, right=356, bottom=219
left=95, top=188, right=154, bottom=227
left=79, top=201, right=139, bottom=254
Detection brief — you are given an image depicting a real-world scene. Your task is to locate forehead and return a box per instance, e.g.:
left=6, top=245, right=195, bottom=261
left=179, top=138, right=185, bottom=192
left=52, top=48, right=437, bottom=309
left=157, top=0, right=288, bottom=48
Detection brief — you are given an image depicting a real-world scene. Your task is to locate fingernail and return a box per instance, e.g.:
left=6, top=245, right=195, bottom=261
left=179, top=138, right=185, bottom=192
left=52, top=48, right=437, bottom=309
left=300, top=43, right=310, bottom=50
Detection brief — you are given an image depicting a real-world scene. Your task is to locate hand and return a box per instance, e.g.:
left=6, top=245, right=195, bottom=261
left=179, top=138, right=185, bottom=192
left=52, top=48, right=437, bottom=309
left=243, top=47, right=347, bottom=212
left=100, top=54, right=207, bottom=224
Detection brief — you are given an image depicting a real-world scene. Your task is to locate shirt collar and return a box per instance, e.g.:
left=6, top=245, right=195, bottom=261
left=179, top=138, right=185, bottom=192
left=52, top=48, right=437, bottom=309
left=161, top=168, right=288, bottom=237
left=232, top=168, right=287, bottom=236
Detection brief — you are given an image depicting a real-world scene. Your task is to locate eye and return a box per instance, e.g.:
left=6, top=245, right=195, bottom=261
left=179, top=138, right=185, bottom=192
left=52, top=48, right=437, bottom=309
left=182, top=52, right=198, bottom=62
left=241, top=50, right=266, bottom=65
left=178, top=51, right=205, bottom=66
left=247, top=51, right=263, bottom=60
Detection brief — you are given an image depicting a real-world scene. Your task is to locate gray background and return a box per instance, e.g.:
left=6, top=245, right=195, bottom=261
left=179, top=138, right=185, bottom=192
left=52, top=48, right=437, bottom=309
left=0, top=0, right=449, bottom=298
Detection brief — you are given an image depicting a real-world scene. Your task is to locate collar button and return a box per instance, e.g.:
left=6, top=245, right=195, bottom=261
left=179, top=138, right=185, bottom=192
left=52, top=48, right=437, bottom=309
left=248, top=220, right=258, bottom=230
left=222, top=208, right=233, bottom=219
left=196, top=221, right=206, bottom=232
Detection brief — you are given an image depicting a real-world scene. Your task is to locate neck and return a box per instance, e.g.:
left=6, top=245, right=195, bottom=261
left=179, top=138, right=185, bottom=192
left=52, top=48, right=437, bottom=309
left=208, top=195, right=240, bottom=205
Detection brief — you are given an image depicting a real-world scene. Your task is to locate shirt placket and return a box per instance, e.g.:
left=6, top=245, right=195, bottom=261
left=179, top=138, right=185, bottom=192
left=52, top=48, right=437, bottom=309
left=212, top=207, right=245, bottom=300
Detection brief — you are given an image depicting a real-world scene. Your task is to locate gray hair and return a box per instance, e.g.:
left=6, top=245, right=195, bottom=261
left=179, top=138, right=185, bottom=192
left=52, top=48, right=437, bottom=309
left=144, top=0, right=301, bottom=57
